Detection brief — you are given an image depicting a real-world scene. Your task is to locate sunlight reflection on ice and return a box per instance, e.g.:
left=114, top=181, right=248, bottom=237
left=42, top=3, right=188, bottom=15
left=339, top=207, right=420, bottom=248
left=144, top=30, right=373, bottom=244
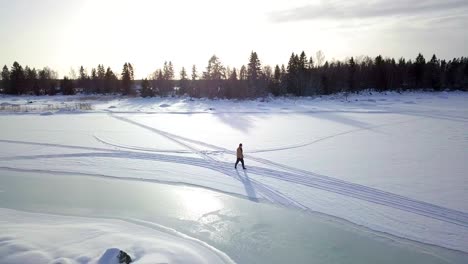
left=175, top=188, right=224, bottom=221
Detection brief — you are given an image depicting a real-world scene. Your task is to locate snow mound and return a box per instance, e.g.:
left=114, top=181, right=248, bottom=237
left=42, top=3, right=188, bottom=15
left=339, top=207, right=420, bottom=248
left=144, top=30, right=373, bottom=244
left=0, top=208, right=234, bottom=264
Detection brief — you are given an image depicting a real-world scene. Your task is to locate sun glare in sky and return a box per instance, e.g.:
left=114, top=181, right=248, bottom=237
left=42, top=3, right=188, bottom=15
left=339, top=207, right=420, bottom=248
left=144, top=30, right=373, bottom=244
left=1, top=0, right=467, bottom=78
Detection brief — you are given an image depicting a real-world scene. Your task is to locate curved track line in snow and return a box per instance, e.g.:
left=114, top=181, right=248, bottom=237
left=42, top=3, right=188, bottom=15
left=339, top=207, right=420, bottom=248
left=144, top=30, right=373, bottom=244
left=247, top=117, right=421, bottom=153
left=95, top=115, right=419, bottom=154
left=0, top=166, right=267, bottom=203
left=389, top=109, right=468, bottom=124
left=104, top=113, right=468, bottom=227
left=93, top=135, right=191, bottom=154
left=0, top=139, right=117, bottom=153
left=108, top=113, right=306, bottom=210
left=103, top=109, right=391, bottom=115
left=3, top=144, right=468, bottom=228
left=2, top=117, right=468, bottom=228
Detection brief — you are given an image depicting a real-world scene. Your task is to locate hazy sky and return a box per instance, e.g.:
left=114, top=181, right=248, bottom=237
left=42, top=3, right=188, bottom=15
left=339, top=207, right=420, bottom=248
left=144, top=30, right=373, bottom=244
left=1, top=0, right=467, bottom=78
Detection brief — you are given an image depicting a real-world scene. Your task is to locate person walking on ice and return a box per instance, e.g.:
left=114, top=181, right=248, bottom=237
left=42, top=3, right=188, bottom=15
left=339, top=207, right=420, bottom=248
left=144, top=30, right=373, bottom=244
left=235, top=143, right=246, bottom=169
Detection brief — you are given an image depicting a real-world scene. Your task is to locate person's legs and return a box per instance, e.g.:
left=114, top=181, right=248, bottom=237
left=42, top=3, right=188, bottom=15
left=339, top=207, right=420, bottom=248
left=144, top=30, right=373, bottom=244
left=235, top=158, right=240, bottom=168
left=241, top=158, right=245, bottom=169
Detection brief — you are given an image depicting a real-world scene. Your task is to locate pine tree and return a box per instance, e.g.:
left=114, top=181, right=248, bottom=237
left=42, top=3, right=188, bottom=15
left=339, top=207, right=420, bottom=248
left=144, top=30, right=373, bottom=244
left=348, top=57, right=356, bottom=94
left=239, top=65, right=247, bottom=80
left=191, top=65, right=198, bottom=80
left=79, top=66, right=87, bottom=80
left=97, top=64, right=105, bottom=79
left=180, top=67, right=187, bottom=80
left=25, top=66, right=38, bottom=95
left=179, top=67, right=188, bottom=95
left=247, top=51, right=264, bottom=96
left=190, top=65, right=198, bottom=97
left=163, top=61, right=174, bottom=80
left=78, top=66, right=89, bottom=93
left=374, top=55, right=387, bottom=91
left=61, top=76, right=76, bottom=95
left=10, top=61, right=25, bottom=94
left=38, top=67, right=58, bottom=95
left=140, top=78, right=153, bottom=97
left=247, top=51, right=262, bottom=82
left=1, top=65, right=10, bottom=94
left=157, top=69, right=163, bottom=81
left=308, top=56, right=315, bottom=69
left=96, top=64, right=106, bottom=93
left=168, top=62, right=173, bottom=80
left=414, top=53, right=426, bottom=88
left=105, top=67, right=117, bottom=93
left=229, top=68, right=238, bottom=80
left=204, top=55, right=225, bottom=80
left=428, top=54, right=441, bottom=90
left=299, top=51, right=307, bottom=70
left=297, top=51, right=308, bottom=95
left=269, top=65, right=282, bottom=96
left=121, top=62, right=134, bottom=95
left=286, top=53, right=300, bottom=95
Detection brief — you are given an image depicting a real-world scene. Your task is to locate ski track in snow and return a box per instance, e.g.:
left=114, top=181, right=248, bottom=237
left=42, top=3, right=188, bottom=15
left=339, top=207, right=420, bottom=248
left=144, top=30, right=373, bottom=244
left=105, top=113, right=468, bottom=228
left=107, top=113, right=306, bottom=209
left=1, top=112, right=467, bottom=229
left=94, top=116, right=421, bottom=155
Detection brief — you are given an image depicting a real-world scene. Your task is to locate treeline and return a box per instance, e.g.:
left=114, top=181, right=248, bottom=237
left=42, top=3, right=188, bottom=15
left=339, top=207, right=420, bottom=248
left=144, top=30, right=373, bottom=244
left=1, top=52, right=467, bottom=98
left=0, top=62, right=134, bottom=96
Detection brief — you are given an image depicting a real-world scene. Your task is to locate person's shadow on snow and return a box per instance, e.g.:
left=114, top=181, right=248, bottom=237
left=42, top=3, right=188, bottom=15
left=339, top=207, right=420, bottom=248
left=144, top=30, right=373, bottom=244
left=236, top=169, right=258, bottom=202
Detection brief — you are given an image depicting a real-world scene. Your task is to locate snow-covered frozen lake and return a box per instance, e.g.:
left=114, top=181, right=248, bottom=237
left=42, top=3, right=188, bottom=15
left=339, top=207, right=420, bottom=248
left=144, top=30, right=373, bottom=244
left=1, top=91, right=467, bottom=263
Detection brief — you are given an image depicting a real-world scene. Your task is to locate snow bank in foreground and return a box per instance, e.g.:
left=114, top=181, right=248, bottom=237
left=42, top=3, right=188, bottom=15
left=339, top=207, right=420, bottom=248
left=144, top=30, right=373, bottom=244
left=0, top=208, right=234, bottom=264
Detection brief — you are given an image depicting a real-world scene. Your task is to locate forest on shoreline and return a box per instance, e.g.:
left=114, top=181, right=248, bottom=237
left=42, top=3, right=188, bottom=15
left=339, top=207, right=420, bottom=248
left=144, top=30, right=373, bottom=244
left=1, top=51, right=467, bottom=99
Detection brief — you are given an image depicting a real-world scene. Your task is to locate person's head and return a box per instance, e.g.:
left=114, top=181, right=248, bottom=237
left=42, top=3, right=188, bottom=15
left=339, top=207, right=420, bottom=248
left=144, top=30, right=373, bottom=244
left=239, top=143, right=242, bottom=147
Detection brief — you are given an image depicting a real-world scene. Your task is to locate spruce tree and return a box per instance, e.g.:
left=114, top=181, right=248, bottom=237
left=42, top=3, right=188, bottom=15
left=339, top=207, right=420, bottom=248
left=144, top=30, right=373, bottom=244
left=179, top=67, right=188, bottom=95
left=10, top=61, right=25, bottom=95
left=204, top=55, right=225, bottom=80
left=105, top=67, right=117, bottom=93
left=269, top=65, right=282, bottom=96
left=428, top=54, right=441, bottom=90
left=247, top=51, right=262, bottom=82
left=121, top=62, right=134, bottom=95
left=414, top=53, right=426, bottom=88
left=61, top=76, right=76, bottom=95
left=191, top=65, right=198, bottom=80
left=229, top=67, right=238, bottom=80
left=140, top=78, right=153, bottom=97
left=25, top=66, right=38, bottom=95
left=286, top=53, right=299, bottom=95
left=163, top=61, right=174, bottom=80
left=374, top=55, right=387, bottom=91
left=239, top=65, right=247, bottom=80
left=1, top=65, right=10, bottom=94
left=348, top=57, right=356, bottom=94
